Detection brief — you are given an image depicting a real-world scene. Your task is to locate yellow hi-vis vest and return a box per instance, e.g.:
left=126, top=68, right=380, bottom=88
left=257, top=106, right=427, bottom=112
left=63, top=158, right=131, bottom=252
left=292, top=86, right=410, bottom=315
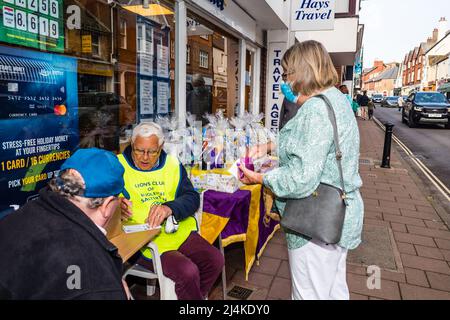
left=118, top=153, right=198, bottom=259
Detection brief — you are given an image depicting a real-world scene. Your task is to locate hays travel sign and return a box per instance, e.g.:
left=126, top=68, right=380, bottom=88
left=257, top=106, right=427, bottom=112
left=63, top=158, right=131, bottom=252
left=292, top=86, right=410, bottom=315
left=291, top=0, right=336, bottom=31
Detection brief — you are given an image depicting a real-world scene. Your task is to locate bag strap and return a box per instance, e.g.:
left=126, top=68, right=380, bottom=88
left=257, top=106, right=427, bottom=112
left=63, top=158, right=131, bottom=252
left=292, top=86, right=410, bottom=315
left=315, top=94, right=347, bottom=200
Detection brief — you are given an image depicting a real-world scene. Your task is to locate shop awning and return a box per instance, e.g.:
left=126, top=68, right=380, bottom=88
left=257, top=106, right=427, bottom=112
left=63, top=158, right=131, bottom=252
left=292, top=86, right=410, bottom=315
left=0, top=55, right=58, bottom=84
left=438, top=82, right=450, bottom=93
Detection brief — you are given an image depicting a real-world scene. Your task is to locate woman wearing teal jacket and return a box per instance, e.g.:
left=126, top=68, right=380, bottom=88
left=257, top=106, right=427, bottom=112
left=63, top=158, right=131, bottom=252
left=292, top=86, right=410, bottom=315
left=240, top=41, right=364, bottom=300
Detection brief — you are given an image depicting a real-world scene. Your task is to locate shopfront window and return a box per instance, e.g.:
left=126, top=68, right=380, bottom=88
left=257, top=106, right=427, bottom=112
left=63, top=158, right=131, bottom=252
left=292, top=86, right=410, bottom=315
left=0, top=0, right=250, bottom=215
left=0, top=0, right=166, bottom=214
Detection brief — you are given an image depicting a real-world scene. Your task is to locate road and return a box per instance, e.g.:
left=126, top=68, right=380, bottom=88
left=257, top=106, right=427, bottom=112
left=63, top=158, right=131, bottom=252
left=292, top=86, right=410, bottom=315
left=373, top=106, right=450, bottom=189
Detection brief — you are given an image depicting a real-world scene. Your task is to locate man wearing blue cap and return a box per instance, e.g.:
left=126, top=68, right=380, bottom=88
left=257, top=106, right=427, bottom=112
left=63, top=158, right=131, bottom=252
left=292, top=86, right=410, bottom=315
left=0, top=148, right=131, bottom=300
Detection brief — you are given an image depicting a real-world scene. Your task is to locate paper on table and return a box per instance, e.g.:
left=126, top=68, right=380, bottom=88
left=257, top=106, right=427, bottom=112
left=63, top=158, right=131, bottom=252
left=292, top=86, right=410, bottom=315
left=122, top=224, right=161, bottom=234
left=228, top=159, right=241, bottom=180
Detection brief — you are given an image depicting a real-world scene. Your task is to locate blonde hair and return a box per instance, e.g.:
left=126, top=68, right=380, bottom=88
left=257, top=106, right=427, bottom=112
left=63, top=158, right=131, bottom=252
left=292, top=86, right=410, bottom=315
left=282, top=40, right=338, bottom=96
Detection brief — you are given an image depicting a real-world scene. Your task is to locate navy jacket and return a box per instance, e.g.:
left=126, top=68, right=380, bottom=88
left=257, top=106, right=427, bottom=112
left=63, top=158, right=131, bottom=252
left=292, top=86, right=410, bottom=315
left=0, top=188, right=127, bottom=300
left=122, top=147, right=200, bottom=221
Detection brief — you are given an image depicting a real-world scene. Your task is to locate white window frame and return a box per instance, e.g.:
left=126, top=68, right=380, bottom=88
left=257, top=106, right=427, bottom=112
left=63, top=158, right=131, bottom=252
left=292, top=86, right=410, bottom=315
left=137, top=23, right=153, bottom=53
left=186, top=45, right=190, bottom=64
left=137, top=24, right=144, bottom=53
left=199, top=50, right=208, bottom=69
left=120, top=19, right=127, bottom=50
left=92, top=33, right=100, bottom=57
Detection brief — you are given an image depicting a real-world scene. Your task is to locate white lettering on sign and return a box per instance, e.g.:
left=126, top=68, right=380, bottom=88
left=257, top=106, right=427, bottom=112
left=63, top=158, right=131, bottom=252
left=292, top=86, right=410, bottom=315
left=266, top=43, right=285, bottom=132
left=291, top=0, right=336, bottom=31
left=66, top=5, right=80, bottom=30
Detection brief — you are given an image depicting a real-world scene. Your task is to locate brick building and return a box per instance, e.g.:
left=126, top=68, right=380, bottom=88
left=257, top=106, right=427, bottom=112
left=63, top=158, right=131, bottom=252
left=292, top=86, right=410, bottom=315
left=361, top=60, right=386, bottom=94
left=401, top=28, right=439, bottom=94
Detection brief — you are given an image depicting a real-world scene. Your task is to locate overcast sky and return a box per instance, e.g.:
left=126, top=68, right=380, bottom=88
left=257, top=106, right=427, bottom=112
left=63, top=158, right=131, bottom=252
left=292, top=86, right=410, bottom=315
left=359, top=0, right=450, bottom=69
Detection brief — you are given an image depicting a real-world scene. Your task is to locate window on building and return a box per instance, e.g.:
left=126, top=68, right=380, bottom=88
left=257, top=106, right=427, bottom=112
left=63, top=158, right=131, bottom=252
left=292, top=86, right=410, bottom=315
left=137, top=24, right=144, bottom=52
left=120, top=19, right=127, bottom=49
left=92, top=33, right=100, bottom=56
left=199, top=50, right=208, bottom=69
left=170, top=40, right=175, bottom=60
left=137, top=23, right=153, bottom=53
left=187, top=45, right=191, bottom=64
left=145, top=26, right=153, bottom=53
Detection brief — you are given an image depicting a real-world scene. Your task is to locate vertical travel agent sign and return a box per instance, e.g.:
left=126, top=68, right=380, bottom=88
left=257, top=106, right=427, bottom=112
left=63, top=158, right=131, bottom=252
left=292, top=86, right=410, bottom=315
left=266, top=44, right=285, bottom=131
left=0, top=45, right=78, bottom=218
left=0, top=0, right=64, bottom=52
left=291, top=0, right=336, bottom=31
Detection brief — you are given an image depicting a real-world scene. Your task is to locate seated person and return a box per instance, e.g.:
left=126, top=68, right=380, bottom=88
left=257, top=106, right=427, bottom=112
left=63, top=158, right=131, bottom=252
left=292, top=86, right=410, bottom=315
left=119, top=122, right=224, bottom=300
left=0, top=148, right=131, bottom=300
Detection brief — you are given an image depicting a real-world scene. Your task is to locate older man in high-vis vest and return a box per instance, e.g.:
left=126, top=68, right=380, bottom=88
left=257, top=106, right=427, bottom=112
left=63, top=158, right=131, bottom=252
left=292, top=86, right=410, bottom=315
left=119, top=122, right=224, bottom=300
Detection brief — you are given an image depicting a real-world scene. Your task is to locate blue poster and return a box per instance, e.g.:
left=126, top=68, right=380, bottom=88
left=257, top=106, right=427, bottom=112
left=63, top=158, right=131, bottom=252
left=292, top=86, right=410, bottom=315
left=0, top=45, right=78, bottom=218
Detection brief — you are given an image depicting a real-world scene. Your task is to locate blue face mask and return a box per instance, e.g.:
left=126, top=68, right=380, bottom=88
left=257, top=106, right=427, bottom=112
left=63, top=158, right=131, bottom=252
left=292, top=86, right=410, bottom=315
left=281, top=82, right=299, bottom=103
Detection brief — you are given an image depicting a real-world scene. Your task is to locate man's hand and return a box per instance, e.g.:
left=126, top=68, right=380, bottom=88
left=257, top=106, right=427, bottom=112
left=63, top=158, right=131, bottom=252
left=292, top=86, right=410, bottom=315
left=146, top=205, right=172, bottom=228
left=120, top=198, right=133, bottom=221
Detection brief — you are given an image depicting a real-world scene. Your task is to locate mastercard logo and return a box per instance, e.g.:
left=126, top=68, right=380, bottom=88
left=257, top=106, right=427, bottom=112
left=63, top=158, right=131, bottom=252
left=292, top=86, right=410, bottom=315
left=54, top=105, right=67, bottom=116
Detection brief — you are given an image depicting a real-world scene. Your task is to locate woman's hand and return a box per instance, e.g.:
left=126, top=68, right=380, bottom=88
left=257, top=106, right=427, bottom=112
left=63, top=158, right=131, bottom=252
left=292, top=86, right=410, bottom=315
left=238, top=163, right=263, bottom=185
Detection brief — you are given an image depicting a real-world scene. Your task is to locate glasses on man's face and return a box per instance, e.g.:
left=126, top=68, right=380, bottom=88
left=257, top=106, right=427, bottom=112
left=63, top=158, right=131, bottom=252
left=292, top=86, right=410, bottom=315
left=132, top=147, right=161, bottom=157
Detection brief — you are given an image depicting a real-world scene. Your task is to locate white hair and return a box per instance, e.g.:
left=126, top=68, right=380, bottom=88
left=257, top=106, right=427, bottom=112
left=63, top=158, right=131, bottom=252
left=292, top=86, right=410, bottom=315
left=131, top=122, right=165, bottom=146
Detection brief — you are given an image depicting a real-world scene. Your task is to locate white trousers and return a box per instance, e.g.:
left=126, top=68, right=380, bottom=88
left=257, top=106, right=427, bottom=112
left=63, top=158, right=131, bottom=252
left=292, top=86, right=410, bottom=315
left=288, top=239, right=349, bottom=300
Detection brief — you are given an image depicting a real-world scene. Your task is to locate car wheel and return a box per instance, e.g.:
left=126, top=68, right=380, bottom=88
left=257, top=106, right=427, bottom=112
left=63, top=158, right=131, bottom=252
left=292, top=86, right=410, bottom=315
left=401, top=110, right=407, bottom=124
left=408, top=112, right=416, bottom=128
left=445, top=121, right=450, bottom=129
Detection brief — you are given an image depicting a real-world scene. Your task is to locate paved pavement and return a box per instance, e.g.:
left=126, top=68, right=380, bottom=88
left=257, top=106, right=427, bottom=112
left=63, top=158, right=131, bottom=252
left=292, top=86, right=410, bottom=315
left=209, top=118, right=450, bottom=300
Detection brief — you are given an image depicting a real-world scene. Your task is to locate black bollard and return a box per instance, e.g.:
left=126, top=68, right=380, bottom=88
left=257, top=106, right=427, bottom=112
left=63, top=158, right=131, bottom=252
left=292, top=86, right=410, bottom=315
left=381, top=122, right=394, bottom=168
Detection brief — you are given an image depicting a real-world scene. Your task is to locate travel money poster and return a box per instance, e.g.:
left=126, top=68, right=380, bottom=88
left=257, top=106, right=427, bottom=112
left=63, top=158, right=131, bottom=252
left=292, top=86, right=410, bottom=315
left=0, top=45, right=78, bottom=218
left=0, top=0, right=65, bottom=53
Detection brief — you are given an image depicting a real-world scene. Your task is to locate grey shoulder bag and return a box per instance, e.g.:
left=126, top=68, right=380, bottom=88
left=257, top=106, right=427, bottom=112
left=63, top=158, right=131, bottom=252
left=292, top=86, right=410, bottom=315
left=280, top=94, right=348, bottom=244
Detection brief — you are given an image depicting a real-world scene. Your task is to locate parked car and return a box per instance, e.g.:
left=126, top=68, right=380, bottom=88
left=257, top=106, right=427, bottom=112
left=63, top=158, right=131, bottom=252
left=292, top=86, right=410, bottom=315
left=372, top=93, right=384, bottom=104
left=381, top=96, right=400, bottom=108
left=402, top=91, right=450, bottom=128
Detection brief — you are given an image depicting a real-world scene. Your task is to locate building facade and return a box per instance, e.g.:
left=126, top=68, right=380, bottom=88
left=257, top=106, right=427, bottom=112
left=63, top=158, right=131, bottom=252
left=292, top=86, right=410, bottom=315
left=400, top=21, right=446, bottom=95
left=422, top=18, right=450, bottom=93
left=361, top=60, right=386, bottom=94
left=371, top=63, right=400, bottom=97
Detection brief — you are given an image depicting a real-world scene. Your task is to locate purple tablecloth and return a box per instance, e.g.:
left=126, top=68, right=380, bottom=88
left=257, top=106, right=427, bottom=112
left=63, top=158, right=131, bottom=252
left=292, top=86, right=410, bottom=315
left=200, top=185, right=280, bottom=279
